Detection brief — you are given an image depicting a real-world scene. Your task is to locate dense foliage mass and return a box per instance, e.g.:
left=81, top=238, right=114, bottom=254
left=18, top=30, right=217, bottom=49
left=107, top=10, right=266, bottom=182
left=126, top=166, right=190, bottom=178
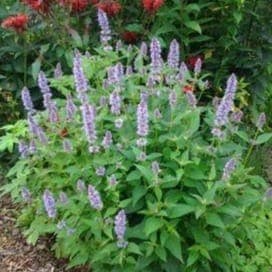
left=1, top=12, right=272, bottom=269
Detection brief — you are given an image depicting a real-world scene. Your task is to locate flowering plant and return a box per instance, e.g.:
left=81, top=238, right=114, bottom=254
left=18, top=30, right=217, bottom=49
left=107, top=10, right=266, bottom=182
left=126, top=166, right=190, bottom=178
left=1, top=11, right=272, bottom=271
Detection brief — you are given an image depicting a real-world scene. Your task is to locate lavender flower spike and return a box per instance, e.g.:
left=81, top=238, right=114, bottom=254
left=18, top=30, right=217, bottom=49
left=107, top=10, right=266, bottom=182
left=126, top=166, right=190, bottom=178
left=225, top=73, right=238, bottom=98
left=66, top=94, right=77, bottom=121
left=54, top=62, right=63, bottom=78
left=186, top=92, right=197, bottom=108
left=102, top=131, right=112, bottom=149
left=214, top=94, right=233, bottom=127
left=73, top=50, right=88, bottom=103
left=21, top=187, right=31, bottom=202
left=114, top=210, right=128, bottom=248
left=137, top=100, right=149, bottom=137
left=43, top=189, right=57, bottom=218
left=88, top=185, right=103, bottom=210
left=169, top=90, right=177, bottom=108
left=21, top=87, right=34, bottom=112
left=177, top=62, right=189, bottom=81
left=76, top=179, right=86, bottom=192
left=194, top=58, right=202, bottom=74
left=150, top=38, right=163, bottom=80
left=256, top=112, right=266, bottom=130
left=222, top=158, right=236, bottom=181
left=38, top=71, right=52, bottom=95
left=167, top=39, right=180, bottom=69
left=27, top=114, right=48, bottom=144
left=109, top=91, right=121, bottom=115
left=97, top=9, right=112, bottom=48
left=81, top=103, right=97, bottom=144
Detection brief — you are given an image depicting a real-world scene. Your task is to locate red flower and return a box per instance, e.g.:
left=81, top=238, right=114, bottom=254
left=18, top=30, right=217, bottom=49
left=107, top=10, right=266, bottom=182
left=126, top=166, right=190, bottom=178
left=95, top=0, right=121, bottom=16
left=122, top=31, right=138, bottom=44
left=186, top=55, right=204, bottom=69
left=142, top=0, right=164, bottom=13
left=183, top=85, right=194, bottom=93
left=58, top=0, right=89, bottom=12
left=21, top=0, right=53, bottom=13
left=1, top=14, right=29, bottom=32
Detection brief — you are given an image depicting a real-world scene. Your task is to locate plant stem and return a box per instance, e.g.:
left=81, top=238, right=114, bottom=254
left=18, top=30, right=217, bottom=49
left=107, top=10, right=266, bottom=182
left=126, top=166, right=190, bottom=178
left=243, top=129, right=259, bottom=166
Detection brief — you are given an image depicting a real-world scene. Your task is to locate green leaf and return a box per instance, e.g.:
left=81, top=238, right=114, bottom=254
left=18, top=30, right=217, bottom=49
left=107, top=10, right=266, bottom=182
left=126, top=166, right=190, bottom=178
left=184, top=21, right=202, bottom=33
left=155, top=246, right=167, bottom=262
left=135, top=165, right=153, bottom=183
left=206, top=213, right=225, bottom=228
left=31, top=58, right=41, bottom=80
left=165, top=235, right=183, bottom=262
left=127, top=243, right=142, bottom=255
left=132, top=185, right=147, bottom=206
left=144, top=217, right=164, bottom=236
left=167, top=204, right=195, bottom=218
left=255, top=133, right=272, bottom=145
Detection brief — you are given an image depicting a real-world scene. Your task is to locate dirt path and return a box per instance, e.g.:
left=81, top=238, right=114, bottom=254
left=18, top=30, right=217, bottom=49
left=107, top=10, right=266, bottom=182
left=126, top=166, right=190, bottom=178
left=0, top=195, right=89, bottom=272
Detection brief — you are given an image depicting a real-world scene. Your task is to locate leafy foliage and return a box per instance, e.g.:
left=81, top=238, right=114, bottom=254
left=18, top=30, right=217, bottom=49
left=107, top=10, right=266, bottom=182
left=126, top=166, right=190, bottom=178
left=1, top=39, right=271, bottom=271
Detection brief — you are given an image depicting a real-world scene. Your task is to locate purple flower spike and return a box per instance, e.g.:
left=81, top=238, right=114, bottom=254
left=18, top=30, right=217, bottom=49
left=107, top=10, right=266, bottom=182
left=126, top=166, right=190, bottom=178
left=256, top=112, right=266, bottom=130
left=222, top=158, right=236, bottom=181
left=177, top=62, right=189, bottom=81
left=136, top=137, right=147, bottom=147
left=151, top=161, right=160, bottom=175
left=150, top=38, right=163, bottom=80
left=76, top=179, right=86, bottom=192
left=108, top=175, right=117, bottom=186
left=59, top=192, right=68, bottom=204
left=21, top=87, right=34, bottom=112
left=154, top=108, right=162, bottom=119
left=169, top=90, right=177, bottom=108
left=186, top=92, right=197, bottom=108
left=211, top=127, right=225, bottom=139
left=114, top=210, right=128, bottom=248
left=225, top=73, right=237, bottom=98
left=109, top=91, right=121, bottom=115
left=97, top=9, right=112, bottom=48
left=115, top=40, right=123, bottom=52
left=102, top=131, right=112, bottom=149
left=140, top=42, right=148, bottom=57
left=18, top=141, right=29, bottom=158
left=54, top=63, right=63, bottom=78
left=167, top=39, right=180, bottom=69
left=96, top=166, right=106, bottom=177
left=81, top=103, right=97, bottom=144
left=27, top=114, right=48, bottom=144
left=194, top=58, right=202, bottom=74
left=73, top=50, right=88, bottom=103
left=214, top=94, right=233, bottom=127
left=88, top=185, right=103, bottom=210
left=21, top=187, right=31, bottom=202
left=66, top=94, right=77, bottom=121
left=137, top=100, right=149, bottom=137
left=38, top=71, right=51, bottom=95
left=230, top=110, right=243, bottom=123
left=115, top=118, right=123, bottom=129
left=43, top=189, right=56, bottom=218
left=99, top=96, right=108, bottom=107
left=63, top=139, right=73, bottom=153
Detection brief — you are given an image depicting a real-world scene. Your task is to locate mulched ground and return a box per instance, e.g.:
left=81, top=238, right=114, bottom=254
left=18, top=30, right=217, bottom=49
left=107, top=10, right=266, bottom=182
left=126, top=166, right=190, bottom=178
left=0, top=195, right=89, bottom=272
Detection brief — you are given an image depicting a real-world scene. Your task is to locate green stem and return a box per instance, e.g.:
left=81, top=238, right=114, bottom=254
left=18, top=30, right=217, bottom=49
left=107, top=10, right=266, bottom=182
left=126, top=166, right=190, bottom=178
left=243, top=129, right=259, bottom=166
left=23, top=35, right=27, bottom=86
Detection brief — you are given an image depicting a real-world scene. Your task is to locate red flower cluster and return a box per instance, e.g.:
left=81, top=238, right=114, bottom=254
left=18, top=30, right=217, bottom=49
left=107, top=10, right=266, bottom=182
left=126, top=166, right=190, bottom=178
left=182, top=84, right=194, bottom=93
left=21, top=0, right=53, bottom=13
left=62, top=0, right=89, bottom=12
left=142, top=0, right=164, bottom=13
left=122, top=31, right=138, bottom=44
left=186, top=55, right=204, bottom=69
left=1, top=14, right=29, bottom=32
left=94, top=0, right=121, bottom=16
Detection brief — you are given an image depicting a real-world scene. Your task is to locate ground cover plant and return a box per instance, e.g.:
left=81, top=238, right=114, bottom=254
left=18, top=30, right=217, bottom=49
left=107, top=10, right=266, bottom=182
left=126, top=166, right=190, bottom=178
left=1, top=9, right=272, bottom=272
